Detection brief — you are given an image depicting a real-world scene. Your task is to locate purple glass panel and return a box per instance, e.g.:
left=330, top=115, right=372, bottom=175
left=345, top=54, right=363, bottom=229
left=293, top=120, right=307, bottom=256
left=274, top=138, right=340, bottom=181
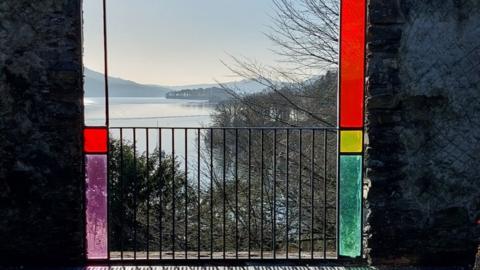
left=86, top=267, right=109, bottom=270
left=85, top=154, right=108, bottom=259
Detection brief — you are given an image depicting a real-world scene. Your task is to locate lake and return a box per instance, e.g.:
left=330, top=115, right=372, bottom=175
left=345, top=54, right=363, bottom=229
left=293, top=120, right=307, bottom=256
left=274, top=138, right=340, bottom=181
left=85, top=97, right=215, bottom=127
left=85, top=97, right=216, bottom=177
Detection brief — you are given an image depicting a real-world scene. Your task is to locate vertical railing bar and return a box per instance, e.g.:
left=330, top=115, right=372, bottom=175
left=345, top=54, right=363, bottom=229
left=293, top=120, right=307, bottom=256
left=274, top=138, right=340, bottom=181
left=120, top=128, right=124, bottom=261
left=336, top=127, right=339, bottom=258
left=235, top=128, right=239, bottom=259
left=102, top=0, right=109, bottom=127
left=197, top=128, right=201, bottom=260
left=323, top=130, right=328, bottom=259
left=273, top=129, right=277, bottom=259
left=159, top=128, right=163, bottom=260
left=298, top=129, right=302, bottom=260
left=248, top=129, right=252, bottom=259
left=311, top=129, right=315, bottom=259
left=172, top=128, right=176, bottom=259
left=285, top=129, right=289, bottom=260
left=222, top=128, right=226, bottom=259
left=184, top=128, right=188, bottom=259
left=146, top=129, right=150, bottom=259
left=103, top=0, right=111, bottom=258
left=133, top=128, right=137, bottom=261
left=210, top=128, right=214, bottom=260
left=107, top=135, right=111, bottom=261
left=260, top=129, right=264, bottom=259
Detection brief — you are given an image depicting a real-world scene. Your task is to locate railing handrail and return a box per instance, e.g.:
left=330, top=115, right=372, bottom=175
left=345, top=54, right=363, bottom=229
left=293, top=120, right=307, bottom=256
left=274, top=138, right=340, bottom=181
left=109, top=126, right=338, bottom=130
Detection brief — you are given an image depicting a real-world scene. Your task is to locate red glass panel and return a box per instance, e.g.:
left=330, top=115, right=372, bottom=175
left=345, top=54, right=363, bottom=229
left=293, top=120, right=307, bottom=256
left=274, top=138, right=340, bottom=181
left=84, top=127, right=108, bottom=153
left=339, top=0, right=366, bottom=128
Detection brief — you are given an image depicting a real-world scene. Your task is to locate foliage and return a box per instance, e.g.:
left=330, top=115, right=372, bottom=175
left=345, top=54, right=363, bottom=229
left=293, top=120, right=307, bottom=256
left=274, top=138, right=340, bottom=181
left=108, top=138, right=196, bottom=251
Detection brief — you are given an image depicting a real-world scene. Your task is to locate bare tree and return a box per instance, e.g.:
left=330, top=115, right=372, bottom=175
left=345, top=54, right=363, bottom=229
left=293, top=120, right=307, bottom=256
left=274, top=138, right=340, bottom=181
left=218, top=0, right=340, bottom=128
left=268, top=0, right=339, bottom=71
left=219, top=57, right=337, bottom=127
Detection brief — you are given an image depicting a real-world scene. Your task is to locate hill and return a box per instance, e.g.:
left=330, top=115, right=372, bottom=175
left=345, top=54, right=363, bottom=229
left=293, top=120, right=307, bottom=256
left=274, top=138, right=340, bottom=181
left=84, top=68, right=172, bottom=97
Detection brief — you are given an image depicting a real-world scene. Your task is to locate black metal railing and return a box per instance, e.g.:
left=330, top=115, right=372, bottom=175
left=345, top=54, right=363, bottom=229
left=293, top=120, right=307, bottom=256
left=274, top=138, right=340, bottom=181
left=107, top=127, right=338, bottom=262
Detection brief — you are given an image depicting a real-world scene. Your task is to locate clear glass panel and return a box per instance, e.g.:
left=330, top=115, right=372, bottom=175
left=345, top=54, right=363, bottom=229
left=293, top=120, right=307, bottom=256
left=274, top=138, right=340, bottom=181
left=83, top=0, right=106, bottom=126
left=339, top=155, right=362, bottom=257
left=85, top=154, right=108, bottom=259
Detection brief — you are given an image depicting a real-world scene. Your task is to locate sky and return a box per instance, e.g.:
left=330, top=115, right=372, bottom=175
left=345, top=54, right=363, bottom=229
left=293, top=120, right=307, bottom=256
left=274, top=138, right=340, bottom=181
left=83, top=0, right=281, bottom=86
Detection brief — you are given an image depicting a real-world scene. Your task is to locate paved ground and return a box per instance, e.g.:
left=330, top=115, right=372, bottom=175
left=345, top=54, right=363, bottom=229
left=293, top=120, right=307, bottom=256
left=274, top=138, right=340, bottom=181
left=110, top=251, right=337, bottom=260
left=89, top=267, right=372, bottom=270
left=91, top=266, right=469, bottom=270
left=0, top=267, right=470, bottom=270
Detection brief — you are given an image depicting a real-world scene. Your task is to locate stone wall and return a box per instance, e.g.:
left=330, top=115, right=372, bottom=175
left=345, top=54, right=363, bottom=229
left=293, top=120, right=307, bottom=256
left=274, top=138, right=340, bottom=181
left=0, top=1, right=84, bottom=264
left=365, top=0, right=480, bottom=266
left=475, top=247, right=480, bottom=270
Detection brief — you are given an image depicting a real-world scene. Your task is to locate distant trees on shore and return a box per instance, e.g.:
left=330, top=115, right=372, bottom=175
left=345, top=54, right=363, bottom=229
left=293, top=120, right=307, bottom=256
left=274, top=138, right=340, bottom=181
left=166, top=87, right=233, bottom=103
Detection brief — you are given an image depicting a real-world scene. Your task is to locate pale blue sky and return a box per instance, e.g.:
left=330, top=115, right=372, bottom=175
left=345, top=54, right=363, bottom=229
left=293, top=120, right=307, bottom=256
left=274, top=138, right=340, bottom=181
left=83, top=0, right=280, bottom=86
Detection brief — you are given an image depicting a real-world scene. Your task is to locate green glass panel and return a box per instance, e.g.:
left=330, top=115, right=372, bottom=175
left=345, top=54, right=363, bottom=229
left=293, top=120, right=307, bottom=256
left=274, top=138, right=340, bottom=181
left=339, top=155, right=363, bottom=257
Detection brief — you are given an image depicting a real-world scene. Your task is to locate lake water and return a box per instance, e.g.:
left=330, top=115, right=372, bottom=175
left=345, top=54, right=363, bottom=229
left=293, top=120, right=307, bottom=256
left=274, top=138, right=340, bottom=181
left=85, top=97, right=214, bottom=127
left=85, top=97, right=216, bottom=177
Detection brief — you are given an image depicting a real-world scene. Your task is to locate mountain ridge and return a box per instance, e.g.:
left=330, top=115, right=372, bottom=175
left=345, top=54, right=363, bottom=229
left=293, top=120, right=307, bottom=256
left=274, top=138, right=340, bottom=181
left=84, top=67, right=269, bottom=97
left=84, top=68, right=172, bottom=97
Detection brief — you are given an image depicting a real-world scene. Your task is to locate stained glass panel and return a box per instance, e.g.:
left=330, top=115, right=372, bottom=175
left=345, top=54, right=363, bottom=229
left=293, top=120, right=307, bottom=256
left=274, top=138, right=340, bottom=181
left=85, top=154, right=108, bottom=259
left=339, top=155, right=362, bottom=258
left=84, top=127, right=108, bottom=154
left=339, top=0, right=366, bottom=128
left=340, top=130, right=363, bottom=153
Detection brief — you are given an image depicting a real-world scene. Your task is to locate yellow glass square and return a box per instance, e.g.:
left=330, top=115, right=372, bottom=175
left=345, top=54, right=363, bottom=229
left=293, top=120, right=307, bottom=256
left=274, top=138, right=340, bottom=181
left=340, top=130, right=363, bottom=153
